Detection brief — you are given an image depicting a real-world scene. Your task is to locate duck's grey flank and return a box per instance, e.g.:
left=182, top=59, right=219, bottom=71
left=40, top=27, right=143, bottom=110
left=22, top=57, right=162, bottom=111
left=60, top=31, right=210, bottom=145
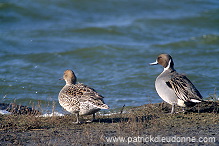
left=58, top=70, right=109, bottom=124
left=150, top=54, right=203, bottom=113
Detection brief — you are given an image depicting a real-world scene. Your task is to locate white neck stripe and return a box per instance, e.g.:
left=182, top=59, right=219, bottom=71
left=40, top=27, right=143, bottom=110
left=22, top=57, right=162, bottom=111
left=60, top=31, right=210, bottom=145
left=163, top=59, right=172, bottom=71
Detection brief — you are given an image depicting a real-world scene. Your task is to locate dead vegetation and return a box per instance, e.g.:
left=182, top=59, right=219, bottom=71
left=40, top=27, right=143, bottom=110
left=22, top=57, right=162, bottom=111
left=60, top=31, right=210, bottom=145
left=0, top=101, right=218, bottom=145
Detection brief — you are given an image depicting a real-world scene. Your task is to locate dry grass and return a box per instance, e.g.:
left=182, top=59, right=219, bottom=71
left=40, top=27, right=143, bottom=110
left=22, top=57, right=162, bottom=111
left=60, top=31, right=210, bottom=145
left=0, top=101, right=218, bottom=145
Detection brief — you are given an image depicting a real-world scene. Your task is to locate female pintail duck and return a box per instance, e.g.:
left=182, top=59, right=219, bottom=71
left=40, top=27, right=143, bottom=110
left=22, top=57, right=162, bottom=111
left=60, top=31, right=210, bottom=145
left=150, top=54, right=203, bottom=113
left=58, top=70, right=109, bottom=124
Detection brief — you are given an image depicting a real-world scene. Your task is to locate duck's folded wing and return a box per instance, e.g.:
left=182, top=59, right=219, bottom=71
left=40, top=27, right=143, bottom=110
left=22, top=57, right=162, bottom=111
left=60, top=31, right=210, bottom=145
left=166, top=74, right=203, bottom=102
left=76, top=83, right=109, bottom=109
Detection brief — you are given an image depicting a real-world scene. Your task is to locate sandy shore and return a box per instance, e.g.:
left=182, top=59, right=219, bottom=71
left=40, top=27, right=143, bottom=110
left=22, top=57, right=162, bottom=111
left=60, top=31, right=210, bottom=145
left=0, top=101, right=218, bottom=145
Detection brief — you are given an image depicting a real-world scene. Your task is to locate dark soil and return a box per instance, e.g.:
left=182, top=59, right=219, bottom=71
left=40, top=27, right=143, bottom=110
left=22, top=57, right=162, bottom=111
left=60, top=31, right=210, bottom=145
left=0, top=101, right=218, bottom=146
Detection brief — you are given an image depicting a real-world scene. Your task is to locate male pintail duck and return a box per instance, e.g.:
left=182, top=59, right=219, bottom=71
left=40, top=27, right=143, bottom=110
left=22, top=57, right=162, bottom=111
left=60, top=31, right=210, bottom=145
left=150, top=54, right=203, bottom=113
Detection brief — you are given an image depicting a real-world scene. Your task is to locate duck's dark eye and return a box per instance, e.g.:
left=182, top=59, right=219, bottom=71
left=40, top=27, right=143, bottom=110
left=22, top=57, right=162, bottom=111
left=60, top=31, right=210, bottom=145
left=158, top=56, right=162, bottom=59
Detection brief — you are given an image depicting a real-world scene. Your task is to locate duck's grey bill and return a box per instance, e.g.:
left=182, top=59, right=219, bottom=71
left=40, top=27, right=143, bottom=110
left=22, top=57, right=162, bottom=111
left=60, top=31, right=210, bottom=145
left=149, top=61, right=158, bottom=65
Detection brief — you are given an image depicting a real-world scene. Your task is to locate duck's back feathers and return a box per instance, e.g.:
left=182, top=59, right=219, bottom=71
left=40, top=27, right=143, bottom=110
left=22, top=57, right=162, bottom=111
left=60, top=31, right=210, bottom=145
left=166, top=73, right=203, bottom=103
left=59, top=82, right=109, bottom=114
left=74, top=83, right=109, bottom=109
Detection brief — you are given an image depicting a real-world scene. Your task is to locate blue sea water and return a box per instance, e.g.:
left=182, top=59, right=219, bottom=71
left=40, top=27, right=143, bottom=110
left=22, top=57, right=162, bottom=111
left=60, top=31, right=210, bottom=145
left=0, top=0, right=219, bottom=113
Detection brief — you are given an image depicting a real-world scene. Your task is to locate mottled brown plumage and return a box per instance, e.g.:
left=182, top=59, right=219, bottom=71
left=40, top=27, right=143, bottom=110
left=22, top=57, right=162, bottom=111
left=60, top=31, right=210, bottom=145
left=58, top=70, right=109, bottom=124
